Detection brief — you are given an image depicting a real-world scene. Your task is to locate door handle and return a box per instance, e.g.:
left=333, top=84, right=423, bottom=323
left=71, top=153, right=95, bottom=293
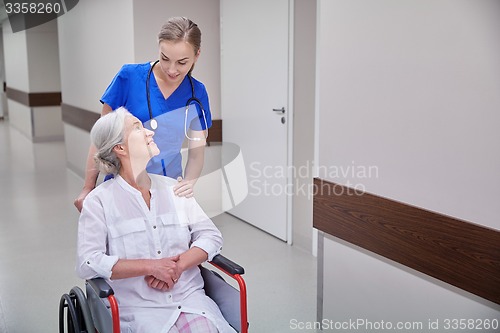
left=272, top=107, right=285, bottom=114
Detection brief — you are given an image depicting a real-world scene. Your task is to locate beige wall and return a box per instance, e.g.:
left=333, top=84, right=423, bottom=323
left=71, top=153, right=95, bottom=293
left=317, top=0, right=500, bottom=325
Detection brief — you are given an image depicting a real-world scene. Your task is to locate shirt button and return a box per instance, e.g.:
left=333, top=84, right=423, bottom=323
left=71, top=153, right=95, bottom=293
left=157, top=250, right=161, bottom=254
left=168, top=295, right=172, bottom=299
left=153, top=225, right=157, bottom=229
left=87, top=261, right=90, bottom=265
left=178, top=306, right=182, bottom=309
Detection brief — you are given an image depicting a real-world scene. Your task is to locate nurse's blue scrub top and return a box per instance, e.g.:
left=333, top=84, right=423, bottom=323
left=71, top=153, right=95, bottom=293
left=100, top=62, right=212, bottom=179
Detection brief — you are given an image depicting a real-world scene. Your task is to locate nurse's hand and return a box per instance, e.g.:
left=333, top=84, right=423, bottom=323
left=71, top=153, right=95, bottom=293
left=74, top=186, right=94, bottom=212
left=174, top=177, right=195, bottom=198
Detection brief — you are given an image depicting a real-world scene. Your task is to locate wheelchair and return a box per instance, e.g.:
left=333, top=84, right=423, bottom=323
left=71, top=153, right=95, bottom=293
left=59, top=255, right=248, bottom=333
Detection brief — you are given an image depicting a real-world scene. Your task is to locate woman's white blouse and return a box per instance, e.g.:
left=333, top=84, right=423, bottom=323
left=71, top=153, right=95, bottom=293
left=76, top=174, right=235, bottom=333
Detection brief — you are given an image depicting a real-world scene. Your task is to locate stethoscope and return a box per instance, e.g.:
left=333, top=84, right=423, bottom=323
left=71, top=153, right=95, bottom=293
left=146, top=60, right=208, bottom=141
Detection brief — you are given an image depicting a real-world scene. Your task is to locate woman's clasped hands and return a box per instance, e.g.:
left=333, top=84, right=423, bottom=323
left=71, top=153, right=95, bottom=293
left=145, top=255, right=182, bottom=291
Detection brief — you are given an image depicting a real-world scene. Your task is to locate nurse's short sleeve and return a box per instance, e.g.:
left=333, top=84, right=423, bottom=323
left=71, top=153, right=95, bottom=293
left=100, top=64, right=131, bottom=110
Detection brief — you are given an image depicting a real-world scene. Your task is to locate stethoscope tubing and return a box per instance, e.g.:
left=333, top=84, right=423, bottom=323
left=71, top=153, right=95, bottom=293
left=146, top=60, right=207, bottom=140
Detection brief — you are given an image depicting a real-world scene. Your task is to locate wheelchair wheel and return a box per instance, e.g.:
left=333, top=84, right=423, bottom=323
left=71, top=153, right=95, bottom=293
left=59, top=286, right=95, bottom=333
left=59, top=294, right=80, bottom=333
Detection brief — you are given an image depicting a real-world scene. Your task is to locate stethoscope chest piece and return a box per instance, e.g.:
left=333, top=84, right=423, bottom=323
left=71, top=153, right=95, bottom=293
left=150, top=119, right=158, bottom=130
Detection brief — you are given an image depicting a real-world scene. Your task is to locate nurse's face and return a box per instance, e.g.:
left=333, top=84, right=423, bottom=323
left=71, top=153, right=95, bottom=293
left=123, top=115, right=159, bottom=163
left=158, top=40, right=199, bottom=84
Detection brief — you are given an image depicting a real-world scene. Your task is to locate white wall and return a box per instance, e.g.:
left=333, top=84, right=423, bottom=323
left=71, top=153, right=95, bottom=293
left=3, top=19, right=63, bottom=141
left=7, top=100, right=31, bottom=137
left=58, top=0, right=134, bottom=113
left=317, top=0, right=500, bottom=230
left=2, top=20, right=29, bottom=91
left=322, top=236, right=500, bottom=331
left=2, top=22, right=32, bottom=136
left=0, top=27, right=7, bottom=118
left=317, top=0, right=500, bottom=327
left=29, top=20, right=63, bottom=142
left=58, top=0, right=134, bottom=175
left=292, top=0, right=316, bottom=252
left=26, top=20, right=60, bottom=92
left=3, top=19, right=60, bottom=92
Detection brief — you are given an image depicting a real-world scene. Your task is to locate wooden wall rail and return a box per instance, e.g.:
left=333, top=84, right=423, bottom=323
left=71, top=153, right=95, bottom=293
left=208, top=119, right=222, bottom=143
left=62, top=102, right=222, bottom=143
left=313, top=178, right=500, bottom=305
left=6, top=87, right=61, bottom=107
left=61, top=103, right=100, bottom=132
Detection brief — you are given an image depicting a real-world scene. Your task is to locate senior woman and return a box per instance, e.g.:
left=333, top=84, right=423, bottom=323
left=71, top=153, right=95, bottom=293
left=76, top=107, right=235, bottom=333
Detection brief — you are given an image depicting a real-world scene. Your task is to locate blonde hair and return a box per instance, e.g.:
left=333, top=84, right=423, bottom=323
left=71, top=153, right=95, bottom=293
left=90, top=107, right=130, bottom=175
left=158, top=17, right=201, bottom=74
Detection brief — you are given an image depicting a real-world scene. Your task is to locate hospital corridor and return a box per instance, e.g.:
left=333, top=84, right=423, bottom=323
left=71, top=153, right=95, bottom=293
left=2, top=0, right=500, bottom=332
left=0, top=119, right=318, bottom=332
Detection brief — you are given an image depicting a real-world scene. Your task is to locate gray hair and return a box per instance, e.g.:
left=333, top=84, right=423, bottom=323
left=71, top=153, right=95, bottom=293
left=90, top=107, right=130, bottom=175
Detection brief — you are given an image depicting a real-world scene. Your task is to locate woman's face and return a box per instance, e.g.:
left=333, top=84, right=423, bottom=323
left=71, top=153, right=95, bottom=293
left=158, top=40, right=199, bottom=84
left=123, top=115, right=159, bottom=163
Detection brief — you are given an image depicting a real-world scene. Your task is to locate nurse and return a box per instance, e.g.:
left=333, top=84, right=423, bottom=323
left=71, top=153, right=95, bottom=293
left=74, top=17, right=211, bottom=212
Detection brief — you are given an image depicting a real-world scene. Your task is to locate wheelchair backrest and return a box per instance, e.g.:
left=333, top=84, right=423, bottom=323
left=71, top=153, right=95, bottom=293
left=86, top=282, right=113, bottom=333
left=200, top=266, right=242, bottom=332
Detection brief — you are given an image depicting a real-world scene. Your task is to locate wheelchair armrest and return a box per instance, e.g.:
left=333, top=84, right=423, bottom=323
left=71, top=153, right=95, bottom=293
left=86, top=278, right=114, bottom=298
left=210, top=254, right=245, bottom=275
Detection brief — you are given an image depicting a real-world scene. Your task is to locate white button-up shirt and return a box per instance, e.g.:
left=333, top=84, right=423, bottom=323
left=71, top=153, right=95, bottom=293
left=77, top=174, right=235, bottom=333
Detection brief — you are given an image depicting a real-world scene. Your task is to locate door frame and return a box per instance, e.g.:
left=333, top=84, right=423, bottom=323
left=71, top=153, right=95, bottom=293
left=286, top=0, right=295, bottom=244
